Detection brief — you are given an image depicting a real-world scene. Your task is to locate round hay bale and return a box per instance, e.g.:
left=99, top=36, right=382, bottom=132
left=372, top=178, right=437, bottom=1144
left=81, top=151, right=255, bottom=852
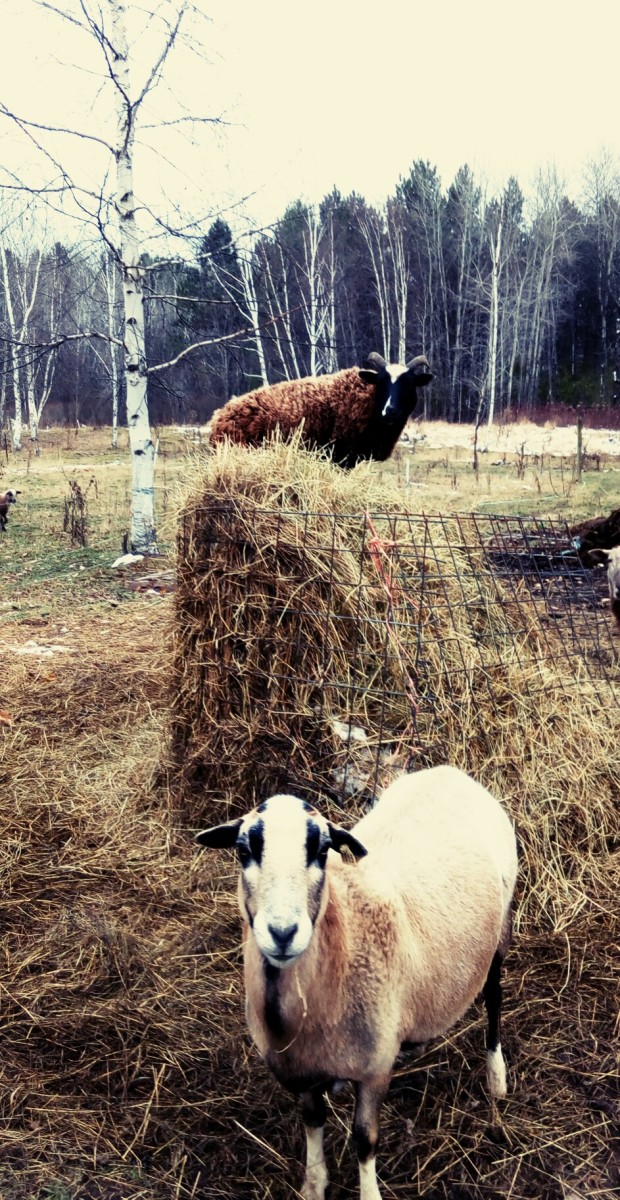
left=169, top=438, right=416, bottom=819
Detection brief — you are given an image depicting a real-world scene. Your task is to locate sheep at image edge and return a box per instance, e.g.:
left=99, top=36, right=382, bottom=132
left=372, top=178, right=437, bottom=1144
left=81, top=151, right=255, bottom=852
left=0, top=489, right=21, bottom=531
left=196, top=765, right=518, bottom=1200
left=208, top=351, right=433, bottom=468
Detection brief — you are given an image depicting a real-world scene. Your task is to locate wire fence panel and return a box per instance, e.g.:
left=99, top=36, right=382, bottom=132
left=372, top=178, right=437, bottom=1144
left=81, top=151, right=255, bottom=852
left=175, top=506, right=618, bottom=810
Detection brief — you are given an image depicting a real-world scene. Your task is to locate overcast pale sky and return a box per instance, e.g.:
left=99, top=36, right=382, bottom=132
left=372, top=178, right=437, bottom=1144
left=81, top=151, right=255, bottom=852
left=1, top=0, right=619, bottom=237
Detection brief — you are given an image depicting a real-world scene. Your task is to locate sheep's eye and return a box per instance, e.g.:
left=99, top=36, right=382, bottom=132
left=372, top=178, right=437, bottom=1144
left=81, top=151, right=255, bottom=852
left=237, top=842, right=251, bottom=868
left=316, top=844, right=329, bottom=868
left=248, top=828, right=264, bottom=864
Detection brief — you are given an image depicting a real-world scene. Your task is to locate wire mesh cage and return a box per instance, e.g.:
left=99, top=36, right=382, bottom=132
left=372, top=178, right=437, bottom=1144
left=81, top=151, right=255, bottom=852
left=172, top=502, right=618, bottom=812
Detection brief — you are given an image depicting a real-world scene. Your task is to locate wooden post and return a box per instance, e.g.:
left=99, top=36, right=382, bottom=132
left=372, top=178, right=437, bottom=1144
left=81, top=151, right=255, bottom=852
left=577, top=408, right=583, bottom=483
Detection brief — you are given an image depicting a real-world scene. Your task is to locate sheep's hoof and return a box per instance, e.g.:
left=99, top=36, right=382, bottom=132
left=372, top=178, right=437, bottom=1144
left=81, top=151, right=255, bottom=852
left=486, top=1045, right=507, bottom=1098
left=301, top=1160, right=329, bottom=1200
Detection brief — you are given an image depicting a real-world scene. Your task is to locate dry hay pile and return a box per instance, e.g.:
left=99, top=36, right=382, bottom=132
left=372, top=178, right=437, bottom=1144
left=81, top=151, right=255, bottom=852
left=169, top=437, right=425, bottom=818
left=0, top=438, right=617, bottom=1200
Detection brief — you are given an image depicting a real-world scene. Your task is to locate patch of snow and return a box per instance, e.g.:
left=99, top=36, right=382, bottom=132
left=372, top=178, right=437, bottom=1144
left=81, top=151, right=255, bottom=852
left=331, top=719, right=368, bottom=743
left=111, top=553, right=145, bottom=568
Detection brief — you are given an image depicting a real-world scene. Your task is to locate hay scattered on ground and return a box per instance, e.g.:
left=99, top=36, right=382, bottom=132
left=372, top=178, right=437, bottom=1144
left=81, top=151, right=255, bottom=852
left=1, top=438, right=618, bottom=1199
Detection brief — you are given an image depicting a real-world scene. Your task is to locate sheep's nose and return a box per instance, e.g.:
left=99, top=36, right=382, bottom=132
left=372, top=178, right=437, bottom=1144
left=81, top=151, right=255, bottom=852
left=268, top=923, right=298, bottom=952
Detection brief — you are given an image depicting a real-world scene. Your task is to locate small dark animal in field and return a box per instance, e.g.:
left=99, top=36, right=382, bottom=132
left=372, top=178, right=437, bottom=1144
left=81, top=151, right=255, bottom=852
left=0, top=489, right=21, bottom=531
left=589, top=545, right=620, bottom=634
left=571, top=507, right=620, bottom=562
left=196, top=766, right=517, bottom=1200
left=209, top=352, right=433, bottom=469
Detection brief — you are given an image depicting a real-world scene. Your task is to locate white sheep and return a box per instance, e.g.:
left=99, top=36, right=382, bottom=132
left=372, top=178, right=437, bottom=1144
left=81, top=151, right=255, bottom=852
left=209, top=352, right=433, bottom=468
left=196, top=766, right=518, bottom=1200
left=0, top=489, right=21, bottom=531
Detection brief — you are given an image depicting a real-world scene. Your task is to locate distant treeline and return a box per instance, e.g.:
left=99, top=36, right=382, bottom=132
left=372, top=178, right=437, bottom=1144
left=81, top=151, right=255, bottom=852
left=2, top=157, right=620, bottom=431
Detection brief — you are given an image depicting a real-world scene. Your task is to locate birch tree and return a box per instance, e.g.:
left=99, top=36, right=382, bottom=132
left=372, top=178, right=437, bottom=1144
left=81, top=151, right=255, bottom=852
left=583, top=151, right=620, bottom=402
left=0, top=216, right=60, bottom=447
left=386, top=200, right=409, bottom=365
left=358, top=205, right=392, bottom=361
left=0, top=0, right=226, bottom=553
left=103, top=250, right=122, bottom=447
left=485, top=197, right=504, bottom=426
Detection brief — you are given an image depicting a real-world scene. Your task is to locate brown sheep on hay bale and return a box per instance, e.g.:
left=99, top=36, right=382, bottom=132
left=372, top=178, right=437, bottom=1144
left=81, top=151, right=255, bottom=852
left=209, top=352, right=433, bottom=468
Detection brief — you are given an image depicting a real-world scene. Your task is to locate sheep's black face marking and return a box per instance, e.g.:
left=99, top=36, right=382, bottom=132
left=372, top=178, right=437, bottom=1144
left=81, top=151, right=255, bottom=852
left=360, top=354, right=432, bottom=427
left=305, top=820, right=330, bottom=869
left=248, top=821, right=264, bottom=864
left=376, top=367, right=429, bottom=429
left=335, top=353, right=433, bottom=468
left=236, top=818, right=264, bottom=867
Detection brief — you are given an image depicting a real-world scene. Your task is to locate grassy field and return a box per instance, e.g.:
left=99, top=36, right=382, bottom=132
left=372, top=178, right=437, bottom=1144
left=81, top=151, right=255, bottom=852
left=2, top=420, right=620, bottom=605
left=0, top=426, right=618, bottom=1200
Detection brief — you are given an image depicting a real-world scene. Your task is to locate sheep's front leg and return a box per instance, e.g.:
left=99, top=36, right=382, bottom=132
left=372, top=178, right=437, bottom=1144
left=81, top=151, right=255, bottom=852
left=353, top=1075, right=390, bottom=1200
left=300, top=1087, right=329, bottom=1200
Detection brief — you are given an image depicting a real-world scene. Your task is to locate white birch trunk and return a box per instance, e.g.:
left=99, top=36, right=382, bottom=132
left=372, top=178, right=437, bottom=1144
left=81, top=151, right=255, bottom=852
left=278, top=243, right=302, bottom=378
left=296, top=208, right=332, bottom=375
left=0, top=356, right=5, bottom=428
left=27, top=363, right=38, bottom=441
left=506, top=272, right=526, bottom=412
left=387, top=213, right=408, bottom=364
left=486, top=202, right=503, bottom=427
left=260, top=246, right=293, bottom=381
left=323, top=216, right=338, bottom=373
left=110, top=0, right=158, bottom=554
left=239, top=255, right=268, bottom=385
left=359, top=209, right=391, bottom=360
left=305, top=212, right=320, bottom=376
left=104, top=253, right=122, bottom=447
left=0, top=243, right=23, bottom=450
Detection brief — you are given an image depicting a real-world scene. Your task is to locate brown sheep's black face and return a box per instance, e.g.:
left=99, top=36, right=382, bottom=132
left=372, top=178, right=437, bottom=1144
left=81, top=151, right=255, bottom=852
left=359, top=354, right=433, bottom=429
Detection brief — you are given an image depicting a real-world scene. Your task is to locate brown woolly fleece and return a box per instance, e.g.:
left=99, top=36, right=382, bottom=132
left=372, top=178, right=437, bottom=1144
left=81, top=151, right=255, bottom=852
left=209, top=369, right=382, bottom=458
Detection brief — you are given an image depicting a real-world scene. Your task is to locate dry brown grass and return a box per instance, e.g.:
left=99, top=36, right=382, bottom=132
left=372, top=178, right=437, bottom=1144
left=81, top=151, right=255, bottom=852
left=0, top=436, right=617, bottom=1200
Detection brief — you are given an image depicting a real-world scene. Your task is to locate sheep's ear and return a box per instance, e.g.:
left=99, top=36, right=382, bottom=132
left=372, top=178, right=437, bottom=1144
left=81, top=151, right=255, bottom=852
left=328, top=822, right=368, bottom=860
left=588, top=547, right=612, bottom=565
left=195, top=817, right=243, bottom=848
left=358, top=368, right=380, bottom=385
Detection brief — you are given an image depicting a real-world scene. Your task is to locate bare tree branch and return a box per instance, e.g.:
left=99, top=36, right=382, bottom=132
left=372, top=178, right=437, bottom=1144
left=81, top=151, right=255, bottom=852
left=147, top=308, right=303, bottom=375
left=0, top=102, right=114, bottom=153
left=0, top=330, right=125, bottom=352
left=133, top=1, right=187, bottom=112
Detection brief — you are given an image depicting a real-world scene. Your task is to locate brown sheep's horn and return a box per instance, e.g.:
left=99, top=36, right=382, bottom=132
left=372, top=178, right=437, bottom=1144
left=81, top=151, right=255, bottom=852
left=406, top=355, right=433, bottom=385
left=364, top=352, right=387, bottom=373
